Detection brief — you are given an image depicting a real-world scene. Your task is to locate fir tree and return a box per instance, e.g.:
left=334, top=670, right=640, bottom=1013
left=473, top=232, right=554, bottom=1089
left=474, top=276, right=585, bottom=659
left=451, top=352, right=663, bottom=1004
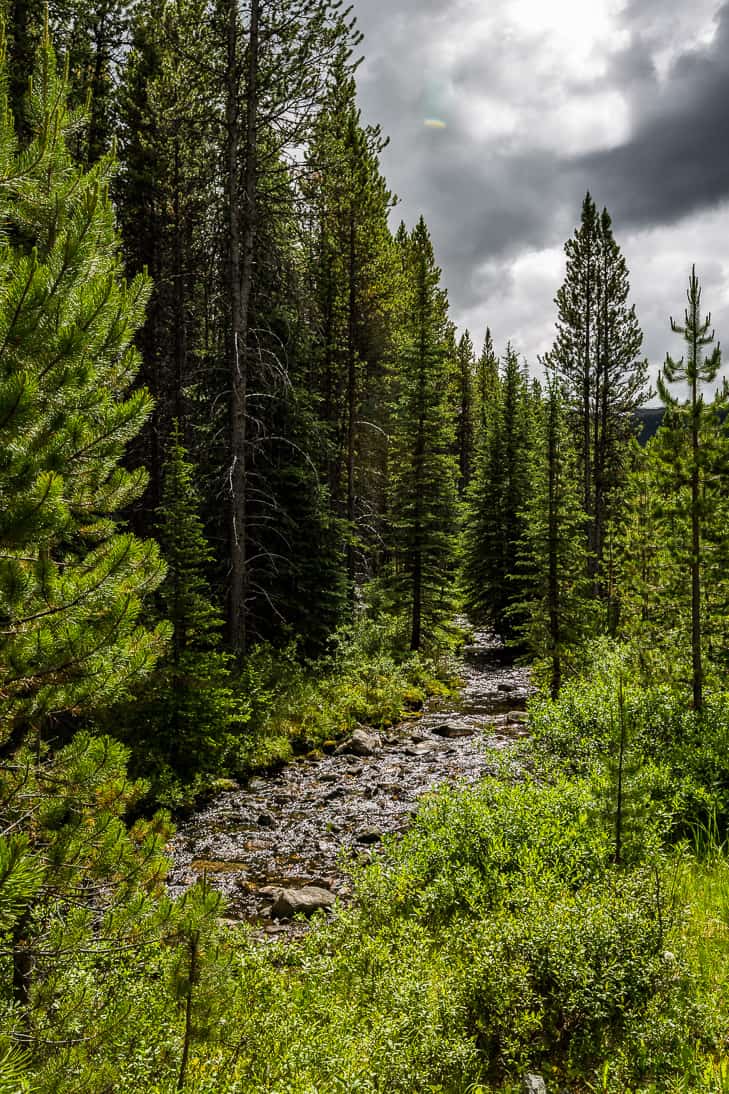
left=455, top=329, right=475, bottom=496
left=0, top=31, right=167, bottom=745
left=462, top=346, right=532, bottom=638
left=122, top=427, right=246, bottom=795
left=544, top=194, right=649, bottom=615
left=475, top=326, right=499, bottom=442
left=387, top=217, right=459, bottom=651
left=512, top=378, right=592, bottom=695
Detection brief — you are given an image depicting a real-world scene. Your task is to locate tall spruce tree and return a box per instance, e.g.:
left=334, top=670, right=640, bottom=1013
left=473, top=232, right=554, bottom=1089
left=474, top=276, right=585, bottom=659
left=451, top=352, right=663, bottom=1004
left=303, top=49, right=395, bottom=595
left=544, top=194, right=649, bottom=618
left=387, top=217, right=458, bottom=651
left=0, top=32, right=167, bottom=745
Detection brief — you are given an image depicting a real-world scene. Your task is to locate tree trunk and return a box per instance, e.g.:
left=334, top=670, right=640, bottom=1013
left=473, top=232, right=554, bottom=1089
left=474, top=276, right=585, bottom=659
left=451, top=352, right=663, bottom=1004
left=228, top=0, right=259, bottom=659
left=691, top=370, right=703, bottom=711
left=346, top=207, right=357, bottom=598
left=548, top=400, right=561, bottom=699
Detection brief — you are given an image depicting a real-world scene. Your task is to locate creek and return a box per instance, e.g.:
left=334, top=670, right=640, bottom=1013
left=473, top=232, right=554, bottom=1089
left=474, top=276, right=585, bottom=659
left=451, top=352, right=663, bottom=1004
left=168, top=629, right=533, bottom=936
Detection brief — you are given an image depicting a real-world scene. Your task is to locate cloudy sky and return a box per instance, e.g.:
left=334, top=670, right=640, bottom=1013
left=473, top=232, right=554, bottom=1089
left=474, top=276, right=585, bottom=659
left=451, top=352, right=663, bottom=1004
left=353, top=0, right=729, bottom=391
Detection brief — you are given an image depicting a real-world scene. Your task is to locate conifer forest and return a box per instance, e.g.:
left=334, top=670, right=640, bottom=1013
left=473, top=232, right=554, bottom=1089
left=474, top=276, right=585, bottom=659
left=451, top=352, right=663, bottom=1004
left=3, top=1, right=729, bottom=1091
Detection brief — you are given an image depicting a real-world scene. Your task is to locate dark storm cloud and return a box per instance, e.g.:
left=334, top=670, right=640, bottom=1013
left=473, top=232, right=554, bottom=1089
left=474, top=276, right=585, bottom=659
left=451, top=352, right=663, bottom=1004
left=350, top=0, right=729, bottom=366
left=354, top=0, right=571, bottom=285
left=575, top=2, right=729, bottom=227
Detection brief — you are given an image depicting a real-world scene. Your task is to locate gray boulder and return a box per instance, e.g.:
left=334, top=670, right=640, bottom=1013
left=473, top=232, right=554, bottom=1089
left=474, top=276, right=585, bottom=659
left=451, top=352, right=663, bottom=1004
left=335, top=728, right=381, bottom=757
left=270, top=886, right=336, bottom=919
left=523, top=1074, right=547, bottom=1094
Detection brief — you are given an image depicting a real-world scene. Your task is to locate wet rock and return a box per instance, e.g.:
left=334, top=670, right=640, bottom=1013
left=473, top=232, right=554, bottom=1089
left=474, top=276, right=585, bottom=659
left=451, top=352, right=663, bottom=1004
left=507, top=711, right=528, bottom=724
left=431, top=722, right=476, bottom=739
left=270, top=886, right=336, bottom=919
left=322, top=787, right=343, bottom=802
left=319, top=772, right=338, bottom=783
left=409, top=729, right=429, bottom=743
left=356, top=827, right=383, bottom=845
left=257, top=813, right=276, bottom=828
left=498, top=682, right=515, bottom=693
left=404, top=741, right=440, bottom=757
left=247, top=777, right=267, bottom=791
left=335, top=727, right=381, bottom=757
left=523, top=1074, right=547, bottom=1094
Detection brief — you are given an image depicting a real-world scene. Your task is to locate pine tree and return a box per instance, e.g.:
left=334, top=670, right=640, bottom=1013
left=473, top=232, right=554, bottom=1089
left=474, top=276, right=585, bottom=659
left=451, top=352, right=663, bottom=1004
left=117, top=0, right=217, bottom=520
left=474, top=326, right=499, bottom=442
left=462, top=346, right=532, bottom=638
left=544, top=194, right=650, bottom=616
left=122, top=428, right=246, bottom=795
left=0, top=32, right=168, bottom=745
left=512, top=378, right=592, bottom=695
left=303, top=48, right=395, bottom=596
left=654, top=267, right=728, bottom=711
left=455, top=329, right=475, bottom=496
left=387, top=217, right=459, bottom=650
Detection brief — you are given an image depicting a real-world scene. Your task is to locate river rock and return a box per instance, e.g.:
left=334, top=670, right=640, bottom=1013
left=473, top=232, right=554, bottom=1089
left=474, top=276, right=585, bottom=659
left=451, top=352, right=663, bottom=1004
left=431, top=722, right=476, bottom=739
left=336, top=728, right=382, bottom=757
left=270, top=886, right=336, bottom=919
left=404, top=740, right=440, bottom=757
left=356, top=827, right=382, bottom=845
left=507, top=711, right=528, bottom=724
left=523, top=1074, right=547, bottom=1094
left=498, top=682, right=515, bottom=693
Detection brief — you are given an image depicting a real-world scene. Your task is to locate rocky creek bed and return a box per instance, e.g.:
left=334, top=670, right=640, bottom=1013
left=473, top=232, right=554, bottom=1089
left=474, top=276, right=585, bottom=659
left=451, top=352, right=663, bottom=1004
left=168, top=631, right=533, bottom=937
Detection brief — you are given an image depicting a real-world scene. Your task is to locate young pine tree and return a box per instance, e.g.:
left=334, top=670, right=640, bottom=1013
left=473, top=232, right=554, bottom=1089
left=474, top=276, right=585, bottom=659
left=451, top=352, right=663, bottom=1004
left=0, top=32, right=168, bottom=747
left=653, top=267, right=728, bottom=711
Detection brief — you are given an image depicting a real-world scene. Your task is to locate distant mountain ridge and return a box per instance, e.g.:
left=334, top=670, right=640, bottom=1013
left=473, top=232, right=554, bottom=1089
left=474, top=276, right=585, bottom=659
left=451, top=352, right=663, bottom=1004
left=635, top=407, right=664, bottom=444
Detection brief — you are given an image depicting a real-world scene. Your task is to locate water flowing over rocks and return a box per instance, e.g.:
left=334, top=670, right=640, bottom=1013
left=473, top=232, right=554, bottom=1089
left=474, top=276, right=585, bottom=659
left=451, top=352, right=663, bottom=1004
left=168, top=630, right=533, bottom=932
